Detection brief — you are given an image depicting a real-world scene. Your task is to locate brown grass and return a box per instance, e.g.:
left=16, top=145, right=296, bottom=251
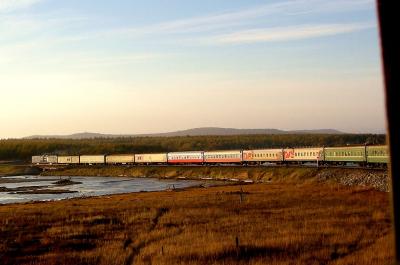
left=0, top=183, right=394, bottom=265
left=0, top=164, right=40, bottom=177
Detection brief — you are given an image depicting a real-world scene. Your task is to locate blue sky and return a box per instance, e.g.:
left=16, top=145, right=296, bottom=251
left=0, top=0, right=385, bottom=138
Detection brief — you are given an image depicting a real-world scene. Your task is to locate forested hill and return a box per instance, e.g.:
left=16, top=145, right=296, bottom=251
left=0, top=134, right=385, bottom=161
left=24, top=127, right=344, bottom=139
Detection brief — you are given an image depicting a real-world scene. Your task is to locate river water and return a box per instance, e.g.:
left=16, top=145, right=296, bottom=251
left=0, top=176, right=205, bottom=204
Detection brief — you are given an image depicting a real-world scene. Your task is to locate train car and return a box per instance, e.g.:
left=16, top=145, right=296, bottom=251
left=167, top=151, right=204, bottom=164
left=134, top=153, right=168, bottom=164
left=366, top=145, right=389, bottom=164
left=106, top=154, right=135, bottom=165
left=324, top=146, right=366, bottom=164
left=32, top=155, right=58, bottom=165
left=243, top=149, right=283, bottom=164
left=57, top=155, right=80, bottom=164
left=283, top=148, right=324, bottom=162
left=32, top=156, right=43, bottom=164
left=79, top=155, right=105, bottom=164
left=204, top=150, right=242, bottom=164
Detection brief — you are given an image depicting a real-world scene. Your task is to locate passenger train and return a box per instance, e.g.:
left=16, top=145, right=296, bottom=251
left=32, top=145, right=389, bottom=166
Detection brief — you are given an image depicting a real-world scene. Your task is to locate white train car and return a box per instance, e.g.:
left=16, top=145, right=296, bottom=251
left=204, top=150, right=242, bottom=164
left=243, top=149, right=283, bottom=163
left=58, top=156, right=80, bottom=164
left=167, top=151, right=204, bottom=164
left=79, top=155, right=105, bottom=164
left=135, top=153, right=168, bottom=164
left=106, top=154, right=135, bottom=164
left=32, top=155, right=58, bottom=164
left=283, top=148, right=324, bottom=162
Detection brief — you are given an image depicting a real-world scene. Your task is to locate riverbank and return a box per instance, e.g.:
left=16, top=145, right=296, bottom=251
left=0, top=182, right=393, bottom=265
left=41, top=165, right=390, bottom=191
left=0, top=164, right=41, bottom=177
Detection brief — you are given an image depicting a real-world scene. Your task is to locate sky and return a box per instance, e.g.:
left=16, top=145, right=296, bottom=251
left=0, top=0, right=386, bottom=138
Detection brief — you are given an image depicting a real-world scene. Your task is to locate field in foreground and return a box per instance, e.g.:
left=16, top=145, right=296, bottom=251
left=0, top=183, right=393, bottom=265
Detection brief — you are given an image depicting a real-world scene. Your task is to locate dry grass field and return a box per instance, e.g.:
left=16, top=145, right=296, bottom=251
left=0, top=164, right=40, bottom=177
left=0, top=182, right=394, bottom=265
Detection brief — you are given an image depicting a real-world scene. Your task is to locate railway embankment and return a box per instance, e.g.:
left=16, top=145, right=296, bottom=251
left=40, top=165, right=389, bottom=191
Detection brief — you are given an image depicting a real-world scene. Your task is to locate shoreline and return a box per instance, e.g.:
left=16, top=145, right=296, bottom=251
left=40, top=165, right=389, bottom=191
left=0, top=175, right=237, bottom=205
left=0, top=164, right=42, bottom=177
left=0, top=181, right=242, bottom=206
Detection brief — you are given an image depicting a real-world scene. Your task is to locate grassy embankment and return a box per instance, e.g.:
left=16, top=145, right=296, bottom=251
left=0, top=164, right=41, bottom=177
left=42, top=165, right=321, bottom=180
left=0, top=182, right=393, bottom=265
left=41, top=165, right=389, bottom=190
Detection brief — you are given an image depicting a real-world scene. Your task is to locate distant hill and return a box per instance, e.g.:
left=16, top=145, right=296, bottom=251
left=149, top=127, right=344, bottom=137
left=23, top=127, right=345, bottom=139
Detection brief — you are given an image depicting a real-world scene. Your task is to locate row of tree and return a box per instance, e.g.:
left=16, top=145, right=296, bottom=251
left=0, top=134, right=385, bottom=161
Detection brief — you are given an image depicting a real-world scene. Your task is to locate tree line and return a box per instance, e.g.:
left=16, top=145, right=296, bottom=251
left=0, top=134, right=385, bottom=161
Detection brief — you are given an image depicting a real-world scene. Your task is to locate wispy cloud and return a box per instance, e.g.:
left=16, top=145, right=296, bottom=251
left=211, top=22, right=375, bottom=45
left=0, top=0, right=43, bottom=13
left=0, top=0, right=375, bottom=49
left=112, top=0, right=373, bottom=36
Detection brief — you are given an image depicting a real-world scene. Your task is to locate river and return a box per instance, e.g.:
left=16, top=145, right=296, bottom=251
left=0, top=175, right=208, bottom=204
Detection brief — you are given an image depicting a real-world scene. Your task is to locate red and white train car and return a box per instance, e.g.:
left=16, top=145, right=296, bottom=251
left=204, top=150, right=242, bottom=164
left=167, top=151, right=204, bottom=164
left=283, top=148, right=324, bottom=162
left=243, top=149, right=283, bottom=164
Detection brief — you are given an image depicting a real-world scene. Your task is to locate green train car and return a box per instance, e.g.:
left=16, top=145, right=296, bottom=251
left=366, top=145, right=389, bottom=164
left=324, top=146, right=366, bottom=163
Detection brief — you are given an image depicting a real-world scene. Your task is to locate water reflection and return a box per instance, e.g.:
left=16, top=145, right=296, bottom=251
left=0, top=176, right=204, bottom=204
